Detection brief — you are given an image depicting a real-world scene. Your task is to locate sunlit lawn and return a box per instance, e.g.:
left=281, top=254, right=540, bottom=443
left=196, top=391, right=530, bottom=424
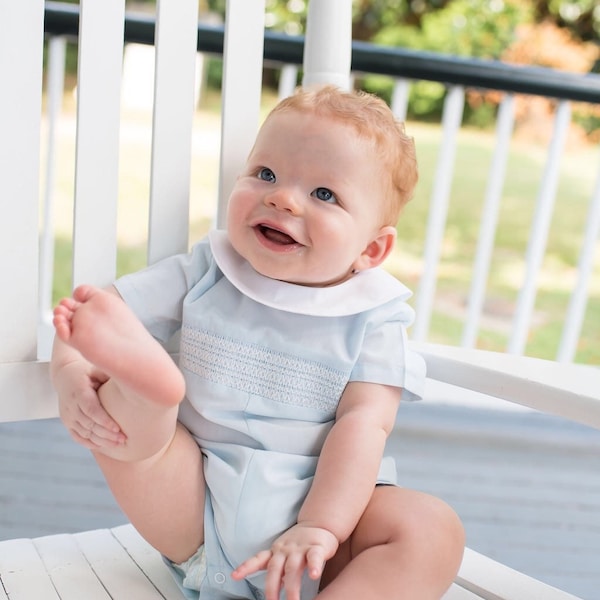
left=45, top=90, right=600, bottom=365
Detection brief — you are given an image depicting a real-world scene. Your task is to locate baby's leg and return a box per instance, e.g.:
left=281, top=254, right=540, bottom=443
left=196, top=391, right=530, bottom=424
left=319, top=486, right=465, bottom=599
left=54, top=285, right=204, bottom=562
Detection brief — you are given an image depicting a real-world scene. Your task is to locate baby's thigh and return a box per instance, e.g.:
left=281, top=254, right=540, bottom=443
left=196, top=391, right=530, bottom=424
left=95, top=421, right=206, bottom=564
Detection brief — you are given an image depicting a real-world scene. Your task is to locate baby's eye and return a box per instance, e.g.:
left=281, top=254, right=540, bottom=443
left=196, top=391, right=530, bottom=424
left=258, top=167, right=276, bottom=183
left=313, top=187, right=336, bottom=203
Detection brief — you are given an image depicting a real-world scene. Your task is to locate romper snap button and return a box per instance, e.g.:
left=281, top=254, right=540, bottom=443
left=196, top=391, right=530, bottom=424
left=214, top=572, right=226, bottom=585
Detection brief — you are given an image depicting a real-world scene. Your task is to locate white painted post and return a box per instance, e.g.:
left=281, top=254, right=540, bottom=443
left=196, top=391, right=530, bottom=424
left=303, top=0, right=352, bottom=90
left=278, top=64, right=299, bottom=99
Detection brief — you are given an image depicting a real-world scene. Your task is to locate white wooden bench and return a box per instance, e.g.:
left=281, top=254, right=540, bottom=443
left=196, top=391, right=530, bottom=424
left=1, top=1, right=598, bottom=599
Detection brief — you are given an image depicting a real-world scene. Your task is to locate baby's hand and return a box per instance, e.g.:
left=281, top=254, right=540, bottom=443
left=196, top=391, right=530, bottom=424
left=232, top=524, right=338, bottom=600
left=55, top=361, right=125, bottom=449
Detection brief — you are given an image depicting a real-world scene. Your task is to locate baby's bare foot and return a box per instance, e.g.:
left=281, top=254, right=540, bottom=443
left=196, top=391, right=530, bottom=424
left=53, top=285, right=185, bottom=407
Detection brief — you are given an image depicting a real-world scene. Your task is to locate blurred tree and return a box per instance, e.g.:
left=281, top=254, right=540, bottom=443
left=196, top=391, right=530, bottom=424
left=532, top=0, right=599, bottom=44
left=372, top=0, right=530, bottom=59
left=352, top=0, right=451, bottom=39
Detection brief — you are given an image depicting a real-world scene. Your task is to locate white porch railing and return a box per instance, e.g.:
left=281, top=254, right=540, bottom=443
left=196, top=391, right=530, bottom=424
left=40, top=3, right=600, bottom=366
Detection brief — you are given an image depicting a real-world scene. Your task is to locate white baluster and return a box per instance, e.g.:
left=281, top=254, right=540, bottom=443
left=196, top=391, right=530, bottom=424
left=413, top=85, right=465, bottom=342
left=508, top=100, right=571, bottom=355
left=391, top=78, right=410, bottom=121
left=557, top=151, right=600, bottom=363
left=462, top=94, right=515, bottom=348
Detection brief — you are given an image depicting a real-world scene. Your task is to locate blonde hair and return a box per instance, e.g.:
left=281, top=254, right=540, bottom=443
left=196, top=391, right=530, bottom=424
left=266, top=85, right=418, bottom=226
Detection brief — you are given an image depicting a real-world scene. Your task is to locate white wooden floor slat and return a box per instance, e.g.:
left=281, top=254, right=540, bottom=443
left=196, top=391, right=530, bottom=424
left=457, top=547, right=583, bottom=600
left=1, top=527, right=590, bottom=600
left=74, top=529, right=168, bottom=600
left=33, top=533, right=112, bottom=599
left=0, top=538, right=60, bottom=599
left=110, top=525, right=185, bottom=599
left=443, top=583, right=487, bottom=599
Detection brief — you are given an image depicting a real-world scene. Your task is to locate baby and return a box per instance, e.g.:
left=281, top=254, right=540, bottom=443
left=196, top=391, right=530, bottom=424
left=52, top=85, right=464, bottom=600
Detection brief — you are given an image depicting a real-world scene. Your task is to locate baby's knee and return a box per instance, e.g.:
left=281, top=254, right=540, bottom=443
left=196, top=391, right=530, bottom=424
left=373, top=487, right=465, bottom=556
left=422, top=493, right=465, bottom=552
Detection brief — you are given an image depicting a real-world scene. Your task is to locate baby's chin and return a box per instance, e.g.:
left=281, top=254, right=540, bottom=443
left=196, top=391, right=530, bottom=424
left=243, top=252, right=354, bottom=288
left=279, top=270, right=355, bottom=288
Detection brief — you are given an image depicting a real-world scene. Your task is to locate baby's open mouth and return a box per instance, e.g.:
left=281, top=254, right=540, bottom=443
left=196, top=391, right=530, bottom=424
left=257, top=224, right=298, bottom=245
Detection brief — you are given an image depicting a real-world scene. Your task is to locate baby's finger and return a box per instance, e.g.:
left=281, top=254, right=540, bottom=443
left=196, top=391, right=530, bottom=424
left=282, top=554, right=305, bottom=600
left=80, top=398, right=122, bottom=434
left=264, top=553, right=286, bottom=600
left=306, top=546, right=326, bottom=580
left=73, top=415, right=125, bottom=446
left=232, top=550, right=272, bottom=580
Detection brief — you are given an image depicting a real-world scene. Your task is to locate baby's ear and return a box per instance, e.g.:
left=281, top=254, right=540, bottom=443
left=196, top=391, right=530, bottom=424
left=353, top=226, right=397, bottom=272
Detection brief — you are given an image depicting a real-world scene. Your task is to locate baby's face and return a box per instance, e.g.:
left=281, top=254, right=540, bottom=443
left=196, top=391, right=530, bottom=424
left=226, top=111, right=390, bottom=287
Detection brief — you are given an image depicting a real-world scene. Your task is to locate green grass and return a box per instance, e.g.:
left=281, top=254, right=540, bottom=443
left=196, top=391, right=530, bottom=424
left=47, top=97, right=599, bottom=365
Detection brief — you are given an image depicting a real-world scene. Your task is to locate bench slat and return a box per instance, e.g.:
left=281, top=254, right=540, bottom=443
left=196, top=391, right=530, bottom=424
left=33, top=534, right=112, bottom=599
left=216, top=0, right=265, bottom=226
left=0, top=361, right=56, bottom=423
left=0, top=0, right=44, bottom=363
left=111, top=525, right=185, bottom=598
left=73, top=529, right=169, bottom=599
left=443, top=584, right=487, bottom=599
left=456, top=548, right=582, bottom=600
left=414, top=342, right=600, bottom=430
left=72, top=0, right=125, bottom=288
left=0, top=524, right=586, bottom=599
left=148, top=0, right=200, bottom=264
left=0, top=538, right=61, bottom=599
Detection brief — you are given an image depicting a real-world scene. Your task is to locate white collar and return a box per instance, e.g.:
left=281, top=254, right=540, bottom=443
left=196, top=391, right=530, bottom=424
left=208, top=229, right=412, bottom=317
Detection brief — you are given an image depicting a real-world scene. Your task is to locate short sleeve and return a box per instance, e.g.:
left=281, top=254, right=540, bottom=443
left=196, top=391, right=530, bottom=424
left=349, top=301, right=426, bottom=401
left=114, top=237, right=217, bottom=343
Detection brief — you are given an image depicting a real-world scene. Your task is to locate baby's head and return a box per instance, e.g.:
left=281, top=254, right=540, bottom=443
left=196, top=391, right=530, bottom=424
left=227, top=86, right=419, bottom=287
left=266, top=85, right=418, bottom=226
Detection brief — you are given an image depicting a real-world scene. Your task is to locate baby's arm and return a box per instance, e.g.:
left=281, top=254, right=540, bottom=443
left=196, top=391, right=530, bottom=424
left=233, top=380, right=401, bottom=600
left=51, top=286, right=126, bottom=448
